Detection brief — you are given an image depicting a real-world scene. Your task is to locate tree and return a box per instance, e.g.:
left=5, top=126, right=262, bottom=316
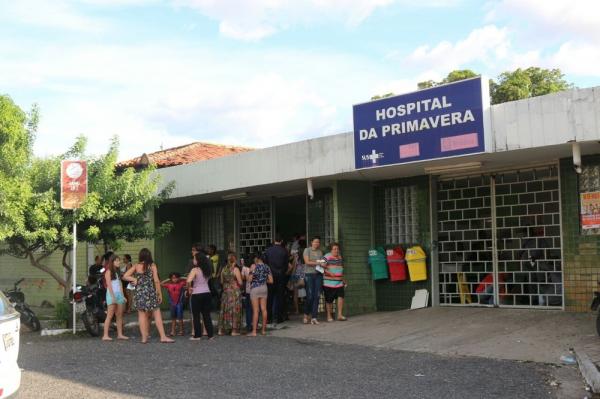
left=0, top=95, right=37, bottom=241
left=2, top=133, right=174, bottom=296
left=417, top=69, right=478, bottom=90
left=490, top=67, right=573, bottom=104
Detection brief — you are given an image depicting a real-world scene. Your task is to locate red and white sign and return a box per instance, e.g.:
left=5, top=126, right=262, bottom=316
left=581, top=191, right=600, bottom=230
left=60, top=160, right=87, bottom=209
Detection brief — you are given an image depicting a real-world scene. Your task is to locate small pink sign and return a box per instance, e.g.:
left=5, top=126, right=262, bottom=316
left=399, top=143, right=420, bottom=159
left=441, top=133, right=479, bottom=152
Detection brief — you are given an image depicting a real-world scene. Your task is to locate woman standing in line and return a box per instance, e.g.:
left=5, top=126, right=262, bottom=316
left=186, top=252, right=214, bottom=341
left=102, top=254, right=128, bottom=341
left=123, top=248, right=174, bottom=344
left=303, top=236, right=324, bottom=325
left=218, top=252, right=243, bottom=336
left=323, top=243, right=347, bottom=322
left=248, top=253, right=273, bottom=337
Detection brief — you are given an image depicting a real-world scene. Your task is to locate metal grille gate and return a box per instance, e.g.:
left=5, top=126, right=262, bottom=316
left=437, top=166, right=563, bottom=308
left=238, top=199, right=272, bottom=257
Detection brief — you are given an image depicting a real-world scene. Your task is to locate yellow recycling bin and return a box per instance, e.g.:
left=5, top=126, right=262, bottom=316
left=405, top=246, right=427, bottom=282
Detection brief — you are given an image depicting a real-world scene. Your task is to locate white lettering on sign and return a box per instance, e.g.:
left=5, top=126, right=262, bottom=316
left=375, top=96, right=453, bottom=121
left=359, top=109, right=476, bottom=141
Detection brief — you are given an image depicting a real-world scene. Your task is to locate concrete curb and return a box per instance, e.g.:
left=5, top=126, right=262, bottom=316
left=574, top=347, right=600, bottom=393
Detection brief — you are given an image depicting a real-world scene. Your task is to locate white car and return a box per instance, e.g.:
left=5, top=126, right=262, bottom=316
left=0, top=291, right=21, bottom=398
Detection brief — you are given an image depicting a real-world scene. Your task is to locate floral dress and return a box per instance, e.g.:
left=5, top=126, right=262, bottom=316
left=218, top=265, right=242, bottom=332
left=134, top=266, right=160, bottom=311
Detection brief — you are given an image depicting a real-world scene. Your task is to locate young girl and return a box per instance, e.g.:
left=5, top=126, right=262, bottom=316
left=248, top=253, right=273, bottom=337
left=218, top=252, right=243, bottom=336
left=102, top=254, right=128, bottom=341
left=123, top=248, right=174, bottom=344
left=160, top=272, right=187, bottom=336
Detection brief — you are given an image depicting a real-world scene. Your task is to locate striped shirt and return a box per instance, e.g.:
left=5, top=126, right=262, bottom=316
left=323, top=254, right=344, bottom=288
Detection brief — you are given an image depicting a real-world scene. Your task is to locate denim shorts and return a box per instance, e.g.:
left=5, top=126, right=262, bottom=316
left=170, top=302, right=184, bottom=319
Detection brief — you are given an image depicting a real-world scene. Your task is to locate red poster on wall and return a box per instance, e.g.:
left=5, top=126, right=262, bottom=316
left=60, top=160, right=87, bottom=209
left=581, top=191, right=600, bottom=230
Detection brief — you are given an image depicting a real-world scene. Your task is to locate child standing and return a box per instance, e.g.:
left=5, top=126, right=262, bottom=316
left=102, top=254, right=128, bottom=341
left=161, top=272, right=187, bottom=336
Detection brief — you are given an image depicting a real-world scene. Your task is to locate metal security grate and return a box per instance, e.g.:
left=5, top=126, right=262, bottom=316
left=437, top=167, right=563, bottom=308
left=384, top=186, right=420, bottom=244
left=438, top=175, right=493, bottom=305
left=200, top=206, right=224, bottom=250
left=495, top=168, right=562, bottom=307
left=238, top=200, right=272, bottom=257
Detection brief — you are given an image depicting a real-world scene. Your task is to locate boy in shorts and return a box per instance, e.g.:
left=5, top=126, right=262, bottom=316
left=161, top=273, right=187, bottom=336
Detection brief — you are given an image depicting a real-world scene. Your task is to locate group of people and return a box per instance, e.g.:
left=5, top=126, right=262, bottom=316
left=93, top=235, right=347, bottom=343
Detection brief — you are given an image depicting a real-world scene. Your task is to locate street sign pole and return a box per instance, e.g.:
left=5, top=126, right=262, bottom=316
left=72, top=217, right=77, bottom=334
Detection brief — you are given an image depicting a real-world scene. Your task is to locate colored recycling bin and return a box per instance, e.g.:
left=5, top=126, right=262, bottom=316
left=368, top=247, right=388, bottom=280
left=386, top=246, right=407, bottom=282
left=405, top=246, right=427, bottom=282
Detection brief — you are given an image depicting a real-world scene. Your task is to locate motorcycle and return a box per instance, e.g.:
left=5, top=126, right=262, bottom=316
left=70, top=271, right=107, bottom=337
left=591, top=280, right=600, bottom=336
left=3, top=278, right=41, bottom=332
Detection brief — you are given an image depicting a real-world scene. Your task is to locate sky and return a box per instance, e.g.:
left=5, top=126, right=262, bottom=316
left=1, top=0, right=599, bottom=160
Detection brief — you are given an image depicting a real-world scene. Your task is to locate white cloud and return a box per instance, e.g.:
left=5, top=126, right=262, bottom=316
left=404, top=25, right=510, bottom=76
left=548, top=42, right=600, bottom=77
left=0, top=38, right=404, bottom=159
left=488, top=0, right=600, bottom=42
left=0, top=0, right=107, bottom=32
left=173, top=0, right=458, bottom=41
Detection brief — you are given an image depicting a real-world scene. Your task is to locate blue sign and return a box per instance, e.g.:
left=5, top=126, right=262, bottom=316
left=353, top=77, right=489, bottom=169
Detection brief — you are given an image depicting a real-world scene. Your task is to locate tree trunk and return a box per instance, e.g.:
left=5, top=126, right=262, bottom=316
left=61, top=250, right=74, bottom=298
left=27, top=252, right=68, bottom=294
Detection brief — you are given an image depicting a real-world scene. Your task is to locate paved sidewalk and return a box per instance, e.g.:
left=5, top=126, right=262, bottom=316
left=271, top=307, right=599, bottom=365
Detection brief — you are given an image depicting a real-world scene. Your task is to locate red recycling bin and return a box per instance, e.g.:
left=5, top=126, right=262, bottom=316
left=386, top=246, right=407, bottom=282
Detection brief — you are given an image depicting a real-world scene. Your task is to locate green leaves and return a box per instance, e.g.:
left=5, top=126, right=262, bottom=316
left=414, top=67, right=573, bottom=105
left=0, top=98, right=174, bottom=264
left=490, top=67, right=573, bottom=104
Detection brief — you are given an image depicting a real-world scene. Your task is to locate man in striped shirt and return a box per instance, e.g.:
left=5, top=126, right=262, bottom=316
left=323, top=242, right=347, bottom=322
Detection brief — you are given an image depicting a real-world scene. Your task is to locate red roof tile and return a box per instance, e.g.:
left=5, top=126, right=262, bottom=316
left=118, top=142, right=253, bottom=169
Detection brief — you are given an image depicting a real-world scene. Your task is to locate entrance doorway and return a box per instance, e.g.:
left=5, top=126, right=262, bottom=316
left=275, top=195, right=307, bottom=245
left=437, top=166, right=563, bottom=308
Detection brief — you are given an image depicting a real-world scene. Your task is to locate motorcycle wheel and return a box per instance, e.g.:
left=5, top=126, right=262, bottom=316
left=21, top=311, right=41, bottom=332
left=82, top=309, right=100, bottom=337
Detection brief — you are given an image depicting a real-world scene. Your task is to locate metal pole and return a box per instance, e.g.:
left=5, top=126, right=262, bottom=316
left=72, top=219, right=77, bottom=334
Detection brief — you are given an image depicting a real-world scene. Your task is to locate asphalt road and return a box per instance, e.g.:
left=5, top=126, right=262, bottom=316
left=16, top=330, right=560, bottom=399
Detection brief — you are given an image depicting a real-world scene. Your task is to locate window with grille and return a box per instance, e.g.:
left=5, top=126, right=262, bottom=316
left=200, top=207, right=224, bottom=250
left=384, top=185, right=420, bottom=244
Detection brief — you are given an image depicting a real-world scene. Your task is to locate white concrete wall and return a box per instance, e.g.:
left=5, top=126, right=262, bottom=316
left=491, top=86, right=600, bottom=151
left=158, top=86, right=600, bottom=199
left=158, top=132, right=355, bottom=199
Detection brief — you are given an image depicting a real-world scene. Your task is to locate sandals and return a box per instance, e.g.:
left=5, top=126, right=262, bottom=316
left=303, top=315, right=309, bottom=324
left=337, top=316, right=347, bottom=321
left=310, top=318, right=319, bottom=325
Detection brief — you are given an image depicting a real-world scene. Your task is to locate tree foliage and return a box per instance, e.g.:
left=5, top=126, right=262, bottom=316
left=417, top=69, right=478, bottom=89
left=0, top=102, right=174, bottom=295
left=490, top=67, right=573, bottom=105
left=0, top=95, right=37, bottom=241
left=412, top=67, right=573, bottom=105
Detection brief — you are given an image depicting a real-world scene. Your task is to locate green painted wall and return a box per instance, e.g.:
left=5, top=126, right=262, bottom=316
left=154, top=204, right=193, bottom=277
left=335, top=180, right=377, bottom=315
left=0, top=244, right=88, bottom=306
left=560, top=156, right=600, bottom=312
left=372, top=176, right=432, bottom=311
